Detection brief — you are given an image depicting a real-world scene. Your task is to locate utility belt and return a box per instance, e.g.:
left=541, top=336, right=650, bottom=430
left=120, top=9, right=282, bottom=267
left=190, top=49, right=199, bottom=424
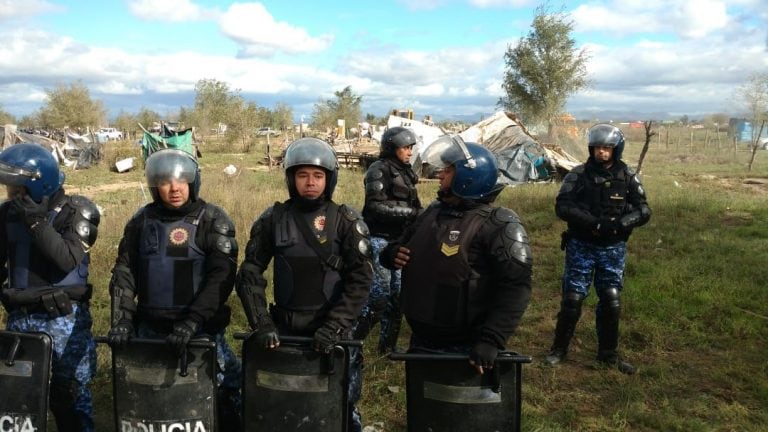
left=1, top=284, right=92, bottom=318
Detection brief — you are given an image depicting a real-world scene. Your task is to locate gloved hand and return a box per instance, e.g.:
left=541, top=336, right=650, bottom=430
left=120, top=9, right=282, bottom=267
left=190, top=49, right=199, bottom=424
left=313, top=321, right=341, bottom=354
left=166, top=319, right=199, bottom=356
left=254, top=319, right=280, bottom=349
left=107, top=319, right=134, bottom=348
left=13, top=195, right=49, bottom=227
left=596, top=218, right=620, bottom=236
left=469, top=342, right=499, bottom=370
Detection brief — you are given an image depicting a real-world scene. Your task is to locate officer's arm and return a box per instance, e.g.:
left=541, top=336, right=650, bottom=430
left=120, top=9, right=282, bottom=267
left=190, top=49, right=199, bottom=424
left=476, top=211, right=533, bottom=349
left=364, top=166, right=417, bottom=222
left=110, top=212, right=141, bottom=325
left=620, top=171, right=652, bottom=230
left=186, top=205, right=238, bottom=327
left=555, top=169, right=597, bottom=230
left=324, top=206, right=372, bottom=331
left=379, top=206, right=423, bottom=269
left=31, top=195, right=100, bottom=272
left=236, top=208, right=275, bottom=330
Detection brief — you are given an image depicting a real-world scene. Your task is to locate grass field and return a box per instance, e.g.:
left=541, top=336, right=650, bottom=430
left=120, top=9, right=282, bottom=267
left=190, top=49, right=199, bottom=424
left=4, top=130, right=768, bottom=431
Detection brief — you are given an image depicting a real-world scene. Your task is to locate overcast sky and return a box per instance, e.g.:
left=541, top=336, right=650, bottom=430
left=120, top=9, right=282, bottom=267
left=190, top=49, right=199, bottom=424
left=0, top=0, right=766, bottom=122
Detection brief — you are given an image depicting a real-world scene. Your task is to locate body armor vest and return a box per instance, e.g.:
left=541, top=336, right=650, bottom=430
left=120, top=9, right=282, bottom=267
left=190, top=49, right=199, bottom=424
left=6, top=200, right=89, bottom=289
left=272, top=203, right=342, bottom=312
left=584, top=167, right=628, bottom=219
left=138, top=207, right=206, bottom=313
left=401, top=206, right=490, bottom=331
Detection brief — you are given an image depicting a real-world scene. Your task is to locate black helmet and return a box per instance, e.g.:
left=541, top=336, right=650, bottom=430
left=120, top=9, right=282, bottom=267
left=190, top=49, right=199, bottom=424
left=283, top=137, right=339, bottom=199
left=0, top=143, right=64, bottom=202
left=380, top=127, right=417, bottom=157
left=421, top=135, right=502, bottom=200
left=588, top=123, right=625, bottom=161
left=145, top=149, right=201, bottom=203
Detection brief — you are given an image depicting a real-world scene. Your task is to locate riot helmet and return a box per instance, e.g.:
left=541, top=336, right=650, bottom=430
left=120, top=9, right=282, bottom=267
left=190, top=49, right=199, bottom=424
left=380, top=126, right=417, bottom=158
left=588, top=123, right=625, bottom=161
left=0, top=143, right=64, bottom=202
left=145, top=149, right=201, bottom=203
left=421, top=135, right=501, bottom=200
left=283, top=137, right=339, bottom=200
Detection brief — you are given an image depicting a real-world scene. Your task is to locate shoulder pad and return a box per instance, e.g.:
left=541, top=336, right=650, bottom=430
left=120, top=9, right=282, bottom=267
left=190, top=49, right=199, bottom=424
left=340, top=204, right=363, bottom=222
left=354, top=219, right=370, bottom=237
left=205, top=204, right=235, bottom=236
left=491, top=207, right=521, bottom=224
left=69, top=195, right=101, bottom=225
left=571, top=165, right=585, bottom=174
left=500, top=220, right=533, bottom=266
left=625, top=166, right=636, bottom=176
left=258, top=205, right=275, bottom=222
left=365, top=164, right=385, bottom=181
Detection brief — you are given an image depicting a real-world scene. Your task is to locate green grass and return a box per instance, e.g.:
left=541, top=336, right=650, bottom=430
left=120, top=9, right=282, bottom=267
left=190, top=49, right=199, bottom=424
left=4, top=136, right=768, bottom=431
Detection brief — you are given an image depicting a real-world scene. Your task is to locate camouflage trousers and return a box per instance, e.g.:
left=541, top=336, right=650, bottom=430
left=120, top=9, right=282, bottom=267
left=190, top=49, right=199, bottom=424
left=347, top=346, right=363, bottom=432
left=359, top=236, right=402, bottom=347
left=562, top=237, right=627, bottom=298
left=136, top=323, right=242, bottom=409
left=6, top=303, right=97, bottom=432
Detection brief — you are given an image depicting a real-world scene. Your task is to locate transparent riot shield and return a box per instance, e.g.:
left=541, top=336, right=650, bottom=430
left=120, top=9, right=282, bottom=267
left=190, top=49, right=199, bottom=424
left=0, top=330, right=52, bottom=432
left=100, top=337, right=217, bottom=432
left=390, top=351, right=532, bottom=432
left=240, top=334, right=358, bottom=431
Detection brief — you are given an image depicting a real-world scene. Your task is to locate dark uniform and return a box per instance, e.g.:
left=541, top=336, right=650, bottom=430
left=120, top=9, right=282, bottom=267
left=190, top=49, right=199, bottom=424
left=360, top=126, right=422, bottom=353
left=382, top=139, right=532, bottom=368
left=0, top=143, right=100, bottom=431
left=108, top=149, right=242, bottom=429
left=545, top=123, right=651, bottom=374
left=237, top=137, right=372, bottom=432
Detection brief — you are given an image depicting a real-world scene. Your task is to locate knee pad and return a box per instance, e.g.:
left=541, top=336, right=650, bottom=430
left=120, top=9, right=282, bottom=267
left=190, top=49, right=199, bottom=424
left=560, top=292, right=585, bottom=320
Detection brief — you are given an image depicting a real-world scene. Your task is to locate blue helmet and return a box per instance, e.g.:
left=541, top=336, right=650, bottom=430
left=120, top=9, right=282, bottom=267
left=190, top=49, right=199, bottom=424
left=588, top=123, right=625, bottom=161
left=422, top=136, right=501, bottom=200
left=283, top=137, right=339, bottom=200
left=0, top=143, right=64, bottom=202
left=145, top=149, right=201, bottom=202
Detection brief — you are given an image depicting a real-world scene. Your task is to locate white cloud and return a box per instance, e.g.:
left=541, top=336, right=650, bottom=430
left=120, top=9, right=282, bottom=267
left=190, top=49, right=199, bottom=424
left=468, top=0, right=536, bottom=7
left=219, top=3, right=333, bottom=57
left=395, top=0, right=448, bottom=11
left=0, top=0, right=59, bottom=20
left=127, top=0, right=216, bottom=22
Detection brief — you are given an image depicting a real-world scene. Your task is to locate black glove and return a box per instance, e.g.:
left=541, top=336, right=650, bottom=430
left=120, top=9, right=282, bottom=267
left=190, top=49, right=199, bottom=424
left=107, top=319, right=134, bottom=348
left=313, top=321, right=341, bottom=354
left=470, top=342, right=499, bottom=369
left=166, top=319, right=199, bottom=356
left=596, top=218, right=620, bottom=236
left=254, top=318, right=280, bottom=349
left=14, top=195, right=49, bottom=227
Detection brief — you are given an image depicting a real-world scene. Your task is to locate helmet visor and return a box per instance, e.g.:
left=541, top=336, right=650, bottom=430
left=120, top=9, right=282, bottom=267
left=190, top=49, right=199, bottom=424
left=0, top=160, right=39, bottom=187
left=145, top=150, right=198, bottom=187
left=421, top=135, right=476, bottom=171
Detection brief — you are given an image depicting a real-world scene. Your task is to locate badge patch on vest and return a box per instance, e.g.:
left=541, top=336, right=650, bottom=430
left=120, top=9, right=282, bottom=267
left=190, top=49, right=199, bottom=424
left=448, top=230, right=460, bottom=242
left=169, top=227, right=190, bottom=246
left=313, top=215, right=326, bottom=231
left=440, top=242, right=459, bottom=256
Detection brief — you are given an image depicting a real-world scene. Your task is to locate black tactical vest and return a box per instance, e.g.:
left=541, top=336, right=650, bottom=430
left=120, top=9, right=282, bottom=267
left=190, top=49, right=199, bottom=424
left=401, top=206, right=490, bottom=330
left=138, top=207, right=206, bottom=313
left=584, top=166, right=628, bottom=218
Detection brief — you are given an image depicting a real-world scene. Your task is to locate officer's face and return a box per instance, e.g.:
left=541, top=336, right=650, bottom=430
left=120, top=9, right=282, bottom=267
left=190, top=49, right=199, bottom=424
left=395, top=145, right=414, bottom=164
left=592, top=145, right=614, bottom=164
left=437, top=165, right=455, bottom=192
left=5, top=185, right=26, bottom=200
left=294, top=167, right=326, bottom=199
left=156, top=179, right=190, bottom=208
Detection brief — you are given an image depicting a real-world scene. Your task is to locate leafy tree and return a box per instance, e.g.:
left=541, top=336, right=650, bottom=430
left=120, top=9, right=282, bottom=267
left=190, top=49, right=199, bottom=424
left=18, top=113, right=40, bottom=129
left=271, top=102, right=293, bottom=131
left=193, top=78, right=234, bottom=134
left=678, top=114, right=689, bottom=126
left=224, top=93, right=261, bottom=151
left=311, top=86, right=363, bottom=133
left=736, top=72, right=768, bottom=171
left=499, top=4, right=589, bottom=142
left=136, top=107, right=161, bottom=131
left=38, top=81, right=106, bottom=130
left=113, top=110, right=137, bottom=139
left=0, top=105, right=15, bottom=125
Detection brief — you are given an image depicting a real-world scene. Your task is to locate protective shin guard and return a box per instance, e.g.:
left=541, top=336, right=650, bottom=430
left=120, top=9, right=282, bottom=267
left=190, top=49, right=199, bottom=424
left=217, top=387, right=242, bottom=431
left=545, top=292, right=584, bottom=366
left=596, top=288, right=635, bottom=374
left=378, top=312, right=403, bottom=355
left=50, top=382, right=86, bottom=431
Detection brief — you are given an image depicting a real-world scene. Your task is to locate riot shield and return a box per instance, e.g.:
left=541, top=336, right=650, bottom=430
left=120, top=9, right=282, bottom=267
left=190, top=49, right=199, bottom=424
left=0, top=330, right=52, bottom=432
left=102, top=337, right=217, bottom=432
left=241, top=334, right=356, bottom=431
left=390, top=351, right=532, bottom=432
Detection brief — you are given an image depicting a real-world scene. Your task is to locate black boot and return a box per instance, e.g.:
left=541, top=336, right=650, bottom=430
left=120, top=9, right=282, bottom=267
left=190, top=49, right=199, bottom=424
left=544, top=292, right=584, bottom=366
left=596, top=288, right=635, bottom=375
left=50, top=381, right=88, bottom=431
left=378, top=311, right=402, bottom=355
left=217, top=387, right=242, bottom=431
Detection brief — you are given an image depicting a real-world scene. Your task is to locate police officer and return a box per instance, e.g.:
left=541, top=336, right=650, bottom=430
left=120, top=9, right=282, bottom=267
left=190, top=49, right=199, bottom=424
left=358, top=126, right=421, bottom=353
left=382, top=137, right=532, bottom=373
left=544, top=123, right=651, bottom=374
left=236, top=137, right=372, bottom=431
left=107, top=149, right=242, bottom=429
left=0, top=143, right=100, bottom=431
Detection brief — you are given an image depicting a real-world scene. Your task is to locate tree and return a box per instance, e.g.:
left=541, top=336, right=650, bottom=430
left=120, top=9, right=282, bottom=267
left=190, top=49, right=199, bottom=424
left=136, top=107, right=161, bottom=131
left=736, top=72, right=768, bottom=171
left=271, top=102, right=293, bottom=131
left=0, top=105, right=15, bottom=125
left=499, top=4, right=589, bottom=142
left=311, top=86, right=363, bottom=133
left=38, top=81, right=106, bottom=130
left=193, top=78, right=235, bottom=134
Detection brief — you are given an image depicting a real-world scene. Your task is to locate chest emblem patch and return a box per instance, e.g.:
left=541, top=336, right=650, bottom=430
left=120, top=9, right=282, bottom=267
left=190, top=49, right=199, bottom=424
left=313, top=215, right=326, bottom=231
left=448, top=230, right=460, bottom=242
left=441, top=242, right=459, bottom=257
left=169, top=227, right=189, bottom=246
